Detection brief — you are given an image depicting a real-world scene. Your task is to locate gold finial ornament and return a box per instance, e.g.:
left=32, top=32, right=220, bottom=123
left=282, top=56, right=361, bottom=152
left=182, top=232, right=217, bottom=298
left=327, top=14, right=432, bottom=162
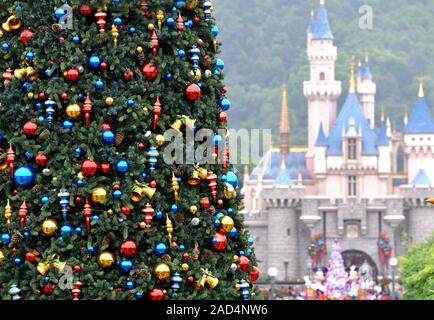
left=111, top=24, right=119, bottom=46
left=320, top=0, right=325, bottom=5
left=416, top=76, right=425, bottom=98
left=381, top=105, right=385, bottom=123
left=349, top=58, right=356, bottom=93
left=4, top=199, right=12, bottom=224
left=172, top=173, right=180, bottom=202
left=166, top=214, right=173, bottom=247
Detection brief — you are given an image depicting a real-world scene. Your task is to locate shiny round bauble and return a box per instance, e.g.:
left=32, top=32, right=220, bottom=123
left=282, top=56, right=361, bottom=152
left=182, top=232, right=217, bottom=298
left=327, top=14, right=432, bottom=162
left=123, top=70, right=134, bottom=81
left=65, top=68, right=79, bottom=81
left=91, top=187, right=108, bottom=203
left=226, top=171, right=238, bottom=188
left=121, top=205, right=131, bottom=216
left=212, top=232, right=227, bottom=251
left=65, top=103, right=82, bottom=120
left=230, top=263, right=238, bottom=272
left=191, top=217, right=200, bottom=226
left=82, top=160, right=98, bottom=176
left=219, top=98, right=231, bottom=111
left=238, top=256, right=250, bottom=272
left=0, top=249, right=5, bottom=264
left=24, top=252, right=38, bottom=263
left=139, top=221, right=146, bottom=229
left=1, top=234, right=10, bottom=244
left=20, top=29, right=34, bottom=45
left=80, top=5, right=92, bottom=15
left=120, top=240, right=137, bottom=257
left=23, top=121, right=38, bottom=136
left=41, top=219, right=58, bottom=236
left=98, top=251, right=115, bottom=268
left=136, top=46, right=144, bottom=54
left=189, top=205, right=198, bottom=215
left=153, top=263, right=170, bottom=281
left=120, top=259, right=133, bottom=273
left=154, top=242, right=167, bottom=255
left=199, top=197, right=210, bottom=209
left=60, top=224, right=73, bottom=236
left=184, top=83, right=201, bottom=101
left=112, top=190, right=122, bottom=199
left=182, top=253, right=189, bottom=261
left=100, top=163, right=111, bottom=174
left=223, top=183, right=237, bottom=200
left=249, top=266, right=260, bottom=282
left=95, top=79, right=104, bottom=89
left=189, top=69, right=201, bottom=81
left=14, top=166, right=36, bottom=187
left=155, top=134, right=165, bottom=146
left=148, top=288, right=165, bottom=300
left=220, top=216, right=235, bottom=234
left=105, top=97, right=114, bottom=106
left=107, top=209, right=114, bottom=216
left=102, top=130, right=115, bottom=143
left=141, top=63, right=158, bottom=80
left=181, top=263, right=189, bottom=272
left=125, top=280, right=134, bottom=290
left=88, top=55, right=101, bottom=69
left=218, top=112, right=228, bottom=122
left=116, top=160, right=129, bottom=173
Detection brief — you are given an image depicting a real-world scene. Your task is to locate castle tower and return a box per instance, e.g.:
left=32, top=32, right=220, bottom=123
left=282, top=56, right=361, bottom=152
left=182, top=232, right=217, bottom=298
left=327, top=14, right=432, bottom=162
left=306, top=9, right=315, bottom=47
left=357, top=54, right=377, bottom=128
left=303, top=0, right=342, bottom=152
left=280, top=82, right=290, bottom=157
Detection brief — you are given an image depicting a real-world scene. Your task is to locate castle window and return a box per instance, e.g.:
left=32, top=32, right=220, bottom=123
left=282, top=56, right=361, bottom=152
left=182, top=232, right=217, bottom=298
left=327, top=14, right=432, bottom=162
left=287, top=228, right=291, bottom=237
left=348, top=176, right=357, bottom=196
left=348, top=138, right=357, bottom=160
left=319, top=72, right=325, bottom=81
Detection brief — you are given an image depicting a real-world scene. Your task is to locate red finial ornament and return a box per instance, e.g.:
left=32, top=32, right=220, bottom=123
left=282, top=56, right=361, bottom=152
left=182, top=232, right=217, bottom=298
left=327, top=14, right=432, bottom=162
left=18, top=199, right=27, bottom=227
left=7, top=144, right=15, bottom=178
left=140, top=0, right=148, bottom=11
left=153, top=96, right=161, bottom=130
left=177, top=12, right=184, bottom=32
left=83, top=93, right=92, bottom=128
left=3, top=68, right=13, bottom=85
left=95, top=9, right=107, bottom=33
left=72, top=280, right=83, bottom=300
left=223, top=147, right=230, bottom=172
left=151, top=29, right=159, bottom=57
left=207, top=171, right=218, bottom=202
left=83, top=198, right=92, bottom=232
left=142, top=203, right=154, bottom=230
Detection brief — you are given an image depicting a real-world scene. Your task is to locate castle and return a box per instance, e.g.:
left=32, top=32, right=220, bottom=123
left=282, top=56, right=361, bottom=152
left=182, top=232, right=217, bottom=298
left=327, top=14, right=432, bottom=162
left=242, top=0, right=434, bottom=281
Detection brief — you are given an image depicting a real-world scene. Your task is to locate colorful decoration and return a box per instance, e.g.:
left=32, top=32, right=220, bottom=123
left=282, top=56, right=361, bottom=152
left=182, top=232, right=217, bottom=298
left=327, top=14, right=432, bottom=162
left=171, top=173, right=180, bottom=202
left=83, top=198, right=92, bottom=232
left=154, top=262, right=170, bottom=281
left=171, top=273, right=182, bottom=293
left=98, top=251, right=115, bottom=268
left=4, top=199, right=12, bottom=224
left=83, top=94, right=92, bottom=128
left=378, top=232, right=392, bottom=268
left=307, top=232, right=326, bottom=268
left=120, top=240, right=137, bottom=257
left=18, top=199, right=28, bottom=227
left=142, top=203, right=154, bottom=230
left=41, top=219, right=58, bottom=236
left=166, top=214, right=174, bottom=247
left=152, top=96, right=161, bottom=129
left=57, top=189, right=70, bottom=220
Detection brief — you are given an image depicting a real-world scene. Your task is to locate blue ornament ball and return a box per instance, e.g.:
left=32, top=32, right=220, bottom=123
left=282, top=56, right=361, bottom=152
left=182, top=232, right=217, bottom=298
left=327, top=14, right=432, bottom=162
left=34, top=102, right=42, bottom=110
left=88, top=55, right=101, bottom=69
left=125, top=280, right=134, bottom=290
left=2, top=42, right=10, bottom=50
left=226, top=171, right=238, bottom=188
left=14, top=166, right=36, bottom=187
left=211, top=25, right=219, bottom=37
left=213, top=219, right=221, bottom=227
left=113, top=17, right=122, bottom=26
left=128, top=26, right=137, bottom=34
left=177, top=49, right=186, bottom=58
left=23, top=232, right=30, bottom=239
left=165, top=73, right=173, bottom=80
left=116, top=160, right=129, bottom=172
left=216, top=59, right=225, bottom=70
left=227, top=208, right=234, bottom=215
left=38, top=116, right=45, bottom=122
left=62, top=119, right=74, bottom=129
left=61, top=225, right=73, bottom=236
left=135, top=291, right=143, bottom=299
left=112, top=190, right=122, bottom=199
left=165, top=17, right=175, bottom=27
left=127, top=99, right=135, bottom=107
left=155, top=210, right=163, bottom=219
left=44, top=276, right=50, bottom=283
left=179, top=244, right=185, bottom=252
left=72, top=35, right=80, bottom=43
left=219, top=98, right=231, bottom=111
left=25, top=151, right=33, bottom=160
left=95, top=79, right=104, bottom=89
left=229, top=227, right=237, bottom=238
left=87, top=246, right=95, bottom=253
left=213, top=134, right=223, bottom=146
left=154, top=242, right=167, bottom=255
left=171, top=204, right=178, bottom=212
left=102, top=130, right=115, bottom=143
left=91, top=215, right=100, bottom=221
left=54, top=7, right=66, bottom=19
left=25, top=51, right=35, bottom=60
left=221, top=174, right=227, bottom=183
left=76, top=179, right=86, bottom=187
left=75, top=227, right=82, bottom=234
left=1, top=234, right=11, bottom=244
left=120, top=260, right=133, bottom=273
left=14, top=258, right=22, bottom=265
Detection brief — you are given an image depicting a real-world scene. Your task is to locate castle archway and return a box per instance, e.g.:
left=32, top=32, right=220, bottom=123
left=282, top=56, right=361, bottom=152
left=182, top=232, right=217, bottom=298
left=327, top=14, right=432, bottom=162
left=341, top=250, right=378, bottom=281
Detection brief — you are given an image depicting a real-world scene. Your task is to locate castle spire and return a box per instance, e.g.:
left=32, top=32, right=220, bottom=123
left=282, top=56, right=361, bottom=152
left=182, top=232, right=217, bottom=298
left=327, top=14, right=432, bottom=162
left=417, top=77, right=425, bottom=97
left=381, top=105, right=385, bottom=123
left=349, top=56, right=356, bottom=93
left=280, top=82, right=290, bottom=156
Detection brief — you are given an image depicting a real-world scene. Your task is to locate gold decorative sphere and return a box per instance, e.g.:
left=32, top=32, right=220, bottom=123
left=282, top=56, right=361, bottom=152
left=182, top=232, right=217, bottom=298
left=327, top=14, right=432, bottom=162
left=189, top=205, right=198, bottom=215
left=220, top=216, right=235, bottom=233
left=139, top=221, right=147, bottom=229
left=154, top=262, right=170, bottom=281
left=41, top=218, right=58, bottom=236
left=107, top=209, right=114, bottom=216
left=136, top=46, right=144, bottom=54
left=77, top=172, right=84, bottom=179
left=147, top=23, right=154, bottom=31
left=233, top=255, right=239, bottom=262
left=91, top=187, right=108, bottom=203
left=223, top=183, right=237, bottom=200
left=155, top=134, right=165, bottom=147
left=27, top=92, right=34, bottom=100
left=181, top=263, right=189, bottom=272
left=98, top=251, right=115, bottom=268
left=105, top=97, right=114, bottom=106
left=65, top=103, right=82, bottom=120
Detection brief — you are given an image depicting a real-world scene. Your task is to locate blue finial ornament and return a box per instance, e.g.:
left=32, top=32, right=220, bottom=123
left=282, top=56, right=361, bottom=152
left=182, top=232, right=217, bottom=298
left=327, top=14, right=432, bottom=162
left=58, top=189, right=70, bottom=220
left=147, top=146, right=159, bottom=171
left=45, top=98, right=56, bottom=128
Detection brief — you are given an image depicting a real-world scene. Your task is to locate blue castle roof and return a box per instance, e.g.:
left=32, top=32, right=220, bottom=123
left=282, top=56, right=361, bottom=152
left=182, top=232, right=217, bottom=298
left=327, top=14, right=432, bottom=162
left=403, top=95, right=434, bottom=134
left=307, top=11, right=315, bottom=33
left=327, top=92, right=379, bottom=156
left=375, top=123, right=389, bottom=146
left=315, top=122, right=328, bottom=146
left=274, top=168, right=293, bottom=186
left=363, top=63, right=372, bottom=80
left=412, top=169, right=431, bottom=185
left=312, top=4, right=334, bottom=40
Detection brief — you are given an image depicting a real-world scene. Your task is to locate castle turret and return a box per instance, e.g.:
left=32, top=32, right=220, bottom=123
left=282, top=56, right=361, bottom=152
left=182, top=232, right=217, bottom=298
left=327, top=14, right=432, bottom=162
left=280, top=82, right=290, bottom=157
left=307, top=9, right=315, bottom=48
left=304, top=0, right=341, bottom=152
left=357, top=54, right=377, bottom=128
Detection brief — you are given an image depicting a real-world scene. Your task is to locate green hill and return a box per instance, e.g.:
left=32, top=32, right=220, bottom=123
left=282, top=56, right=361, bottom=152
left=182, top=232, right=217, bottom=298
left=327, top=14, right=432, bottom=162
left=214, top=0, right=434, bottom=145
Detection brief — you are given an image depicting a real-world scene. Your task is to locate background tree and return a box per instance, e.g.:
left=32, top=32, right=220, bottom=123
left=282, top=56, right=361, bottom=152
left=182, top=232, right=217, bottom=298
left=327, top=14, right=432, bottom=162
left=0, top=0, right=258, bottom=300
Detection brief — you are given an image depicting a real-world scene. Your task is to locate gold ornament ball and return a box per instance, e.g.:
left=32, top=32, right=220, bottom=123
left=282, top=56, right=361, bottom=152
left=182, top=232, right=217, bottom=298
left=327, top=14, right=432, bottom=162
left=51, top=176, right=58, bottom=183
left=65, top=103, right=82, bottom=120
left=233, top=255, right=239, bottom=262
left=0, top=249, right=5, bottom=264
left=155, top=134, right=165, bottom=147
left=181, top=263, right=189, bottom=272
left=139, top=222, right=147, bottom=229
left=189, top=205, right=198, bottom=215
left=98, top=251, right=115, bottom=268
left=107, top=209, right=114, bottom=216
left=235, top=283, right=241, bottom=291
left=77, top=172, right=84, bottom=179
left=154, top=262, right=171, bottom=281
left=147, top=23, right=154, bottom=30
left=92, top=187, right=108, bottom=203
left=105, top=97, right=114, bottom=106
left=223, top=183, right=237, bottom=200
left=41, top=218, right=58, bottom=236
left=27, top=92, right=34, bottom=100
left=136, top=46, right=144, bottom=54
left=220, top=216, right=235, bottom=233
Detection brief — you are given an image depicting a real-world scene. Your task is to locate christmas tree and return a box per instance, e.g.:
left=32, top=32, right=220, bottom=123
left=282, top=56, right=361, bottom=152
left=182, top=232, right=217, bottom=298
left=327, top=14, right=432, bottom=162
left=325, top=238, right=348, bottom=300
left=0, top=0, right=258, bottom=300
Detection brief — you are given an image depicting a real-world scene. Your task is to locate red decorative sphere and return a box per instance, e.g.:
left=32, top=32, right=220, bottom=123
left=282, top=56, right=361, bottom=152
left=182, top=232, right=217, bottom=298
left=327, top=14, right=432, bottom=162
left=12, top=189, right=18, bottom=196
left=141, top=63, right=158, bottom=80
left=149, top=180, right=157, bottom=188
left=187, top=276, right=195, bottom=283
left=11, top=247, right=17, bottom=254
left=238, top=256, right=250, bottom=272
left=73, top=265, right=81, bottom=272
left=75, top=196, right=82, bottom=204
left=20, top=29, right=34, bottom=45
left=249, top=267, right=260, bottom=282
left=60, top=92, right=68, bottom=100
left=218, top=112, right=228, bottom=122
left=148, top=288, right=165, bottom=301
left=80, top=5, right=92, bottom=15
left=217, top=199, right=224, bottom=207
left=81, top=160, right=98, bottom=176
left=220, top=86, right=228, bottom=95
left=192, top=253, right=199, bottom=261
left=66, top=68, right=80, bottom=81
left=212, top=232, right=227, bottom=251
left=101, top=123, right=111, bottom=131
left=184, top=83, right=201, bottom=101
left=112, top=184, right=120, bottom=190
left=24, top=252, right=38, bottom=264
left=100, top=163, right=111, bottom=174
left=137, top=143, right=145, bottom=150
left=38, top=92, right=46, bottom=100
left=120, top=240, right=137, bottom=257
left=182, top=253, right=190, bottom=261
left=121, top=205, right=131, bottom=216
left=193, top=16, right=200, bottom=24
left=35, top=154, right=47, bottom=166
left=23, top=121, right=38, bottom=136
left=42, top=284, right=55, bottom=296
left=100, top=62, right=108, bottom=69
left=123, top=71, right=134, bottom=81
left=199, top=197, right=210, bottom=209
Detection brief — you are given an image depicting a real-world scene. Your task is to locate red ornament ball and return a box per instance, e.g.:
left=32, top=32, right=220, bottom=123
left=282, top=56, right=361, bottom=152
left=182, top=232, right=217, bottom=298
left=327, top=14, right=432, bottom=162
left=187, top=276, right=195, bottom=283
left=24, top=252, right=38, bottom=264
left=35, top=154, right=47, bottom=166
left=149, top=180, right=157, bottom=188
left=182, top=253, right=189, bottom=261
left=73, top=265, right=81, bottom=272
left=101, top=123, right=111, bottom=131
left=100, top=62, right=108, bottom=69
left=120, top=240, right=137, bottom=257
left=12, top=189, right=18, bottom=196
left=141, top=63, right=158, bottom=80
left=193, top=16, right=200, bottom=24
left=212, top=232, right=227, bottom=251
left=100, top=163, right=111, bottom=174
left=123, top=70, right=134, bottom=81
left=219, top=112, right=228, bottom=122
left=80, top=5, right=92, bottom=15
left=137, top=143, right=145, bottom=150
left=11, top=247, right=17, bottom=254
left=23, top=121, right=38, bottom=136
left=42, top=284, right=55, bottom=296
left=121, top=205, right=131, bottom=216
left=220, top=86, right=228, bottom=95
left=148, top=288, right=165, bottom=301
left=199, top=197, right=210, bottom=209
left=81, top=160, right=98, bottom=176
left=75, top=196, right=82, bottom=204
left=60, top=92, right=68, bottom=100
left=112, top=184, right=120, bottom=191
left=184, top=83, right=201, bottom=101
left=249, top=266, right=260, bottom=282
left=66, top=68, right=80, bottom=81
left=20, top=29, right=34, bottom=45
left=238, top=256, right=251, bottom=272
left=38, top=92, right=46, bottom=100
